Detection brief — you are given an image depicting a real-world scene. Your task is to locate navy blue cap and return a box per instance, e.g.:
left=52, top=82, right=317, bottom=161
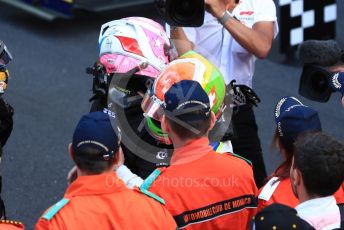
left=253, top=203, right=316, bottom=230
left=164, top=80, right=211, bottom=121
left=72, top=111, right=121, bottom=161
left=274, top=97, right=322, bottom=147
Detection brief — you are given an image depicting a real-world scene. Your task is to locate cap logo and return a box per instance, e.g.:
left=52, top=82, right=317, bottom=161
left=275, top=97, right=305, bottom=119
left=277, top=122, right=283, bottom=137
left=275, top=98, right=287, bottom=118
left=332, top=73, right=342, bottom=90
left=285, top=104, right=306, bottom=112
left=77, top=140, right=109, bottom=152
left=176, top=100, right=208, bottom=110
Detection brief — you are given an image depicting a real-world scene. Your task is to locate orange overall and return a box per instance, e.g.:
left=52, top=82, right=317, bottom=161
left=258, top=178, right=344, bottom=212
left=35, top=172, right=176, bottom=230
left=143, top=137, right=258, bottom=230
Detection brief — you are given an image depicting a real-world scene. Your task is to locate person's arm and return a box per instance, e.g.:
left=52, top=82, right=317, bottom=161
left=114, top=147, right=143, bottom=188
left=116, top=165, right=144, bottom=189
left=222, top=20, right=274, bottom=59
left=205, top=0, right=275, bottom=59
left=169, top=26, right=194, bottom=55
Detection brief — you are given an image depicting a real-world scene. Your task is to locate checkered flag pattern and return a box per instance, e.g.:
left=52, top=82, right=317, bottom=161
left=279, top=0, right=337, bottom=52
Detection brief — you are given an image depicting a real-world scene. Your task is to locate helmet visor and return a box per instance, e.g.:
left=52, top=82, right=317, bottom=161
left=142, top=91, right=165, bottom=121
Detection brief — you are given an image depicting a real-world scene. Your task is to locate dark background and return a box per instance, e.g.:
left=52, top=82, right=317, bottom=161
left=0, top=1, right=343, bottom=229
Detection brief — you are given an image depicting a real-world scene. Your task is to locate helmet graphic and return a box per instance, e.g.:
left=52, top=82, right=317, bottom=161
left=98, top=17, right=176, bottom=79
left=0, top=69, right=9, bottom=95
left=142, top=51, right=226, bottom=145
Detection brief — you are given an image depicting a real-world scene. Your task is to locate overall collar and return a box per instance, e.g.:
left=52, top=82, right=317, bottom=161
left=171, top=137, right=213, bottom=165
left=66, top=171, right=127, bottom=197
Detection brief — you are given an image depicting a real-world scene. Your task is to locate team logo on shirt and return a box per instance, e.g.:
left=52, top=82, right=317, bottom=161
left=236, top=11, right=254, bottom=25
left=240, top=11, right=254, bottom=16
left=174, top=195, right=257, bottom=228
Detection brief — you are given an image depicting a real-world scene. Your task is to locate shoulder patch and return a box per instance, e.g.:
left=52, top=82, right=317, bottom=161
left=140, top=169, right=165, bottom=205
left=229, top=152, right=252, bottom=166
left=258, top=177, right=281, bottom=201
left=42, top=198, right=69, bottom=221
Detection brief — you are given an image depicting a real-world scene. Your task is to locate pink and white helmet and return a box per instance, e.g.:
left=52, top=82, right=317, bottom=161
left=98, top=17, right=176, bottom=78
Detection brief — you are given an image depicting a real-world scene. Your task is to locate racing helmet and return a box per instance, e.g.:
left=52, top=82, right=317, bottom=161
left=0, top=40, right=12, bottom=69
left=0, top=69, right=9, bottom=95
left=0, top=41, right=12, bottom=95
left=142, top=51, right=226, bottom=145
left=98, top=17, right=176, bottom=78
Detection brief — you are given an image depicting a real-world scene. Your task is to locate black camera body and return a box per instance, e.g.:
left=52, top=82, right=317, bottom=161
left=299, top=64, right=334, bottom=102
left=297, top=40, right=344, bottom=103
left=156, top=0, right=204, bottom=27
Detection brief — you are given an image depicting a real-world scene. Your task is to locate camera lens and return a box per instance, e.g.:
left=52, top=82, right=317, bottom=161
left=170, top=0, right=197, bottom=23
left=176, top=0, right=195, bottom=18
left=310, top=71, right=329, bottom=93
left=164, top=0, right=204, bottom=27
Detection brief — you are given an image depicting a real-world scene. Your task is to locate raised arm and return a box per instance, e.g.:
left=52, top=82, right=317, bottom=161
left=205, top=0, right=275, bottom=59
left=169, top=26, right=194, bottom=55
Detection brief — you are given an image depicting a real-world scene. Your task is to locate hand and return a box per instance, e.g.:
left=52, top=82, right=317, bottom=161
left=67, top=166, right=78, bottom=185
left=205, top=0, right=227, bottom=19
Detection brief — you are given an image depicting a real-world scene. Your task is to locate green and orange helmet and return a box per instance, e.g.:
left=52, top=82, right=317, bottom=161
left=142, top=51, right=226, bottom=145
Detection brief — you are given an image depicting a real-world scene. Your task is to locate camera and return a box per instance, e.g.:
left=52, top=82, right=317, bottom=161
left=299, top=64, right=344, bottom=103
left=297, top=40, right=344, bottom=102
left=299, top=65, right=333, bottom=102
left=155, top=0, right=204, bottom=27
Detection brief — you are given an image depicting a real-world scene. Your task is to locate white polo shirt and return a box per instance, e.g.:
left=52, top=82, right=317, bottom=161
left=182, top=0, right=279, bottom=87
left=295, top=196, right=341, bottom=230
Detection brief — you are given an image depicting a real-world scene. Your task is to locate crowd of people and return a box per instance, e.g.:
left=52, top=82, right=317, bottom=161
left=1, top=0, right=344, bottom=229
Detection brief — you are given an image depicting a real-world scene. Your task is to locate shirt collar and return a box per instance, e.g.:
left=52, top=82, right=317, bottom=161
left=295, top=196, right=336, bottom=211
left=295, top=196, right=340, bottom=229
left=170, top=137, right=213, bottom=165
left=65, top=171, right=127, bottom=197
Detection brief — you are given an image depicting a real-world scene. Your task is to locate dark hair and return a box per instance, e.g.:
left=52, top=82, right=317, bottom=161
left=293, top=132, right=344, bottom=197
left=165, top=112, right=211, bottom=140
left=72, top=147, right=116, bottom=174
left=266, top=128, right=320, bottom=184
